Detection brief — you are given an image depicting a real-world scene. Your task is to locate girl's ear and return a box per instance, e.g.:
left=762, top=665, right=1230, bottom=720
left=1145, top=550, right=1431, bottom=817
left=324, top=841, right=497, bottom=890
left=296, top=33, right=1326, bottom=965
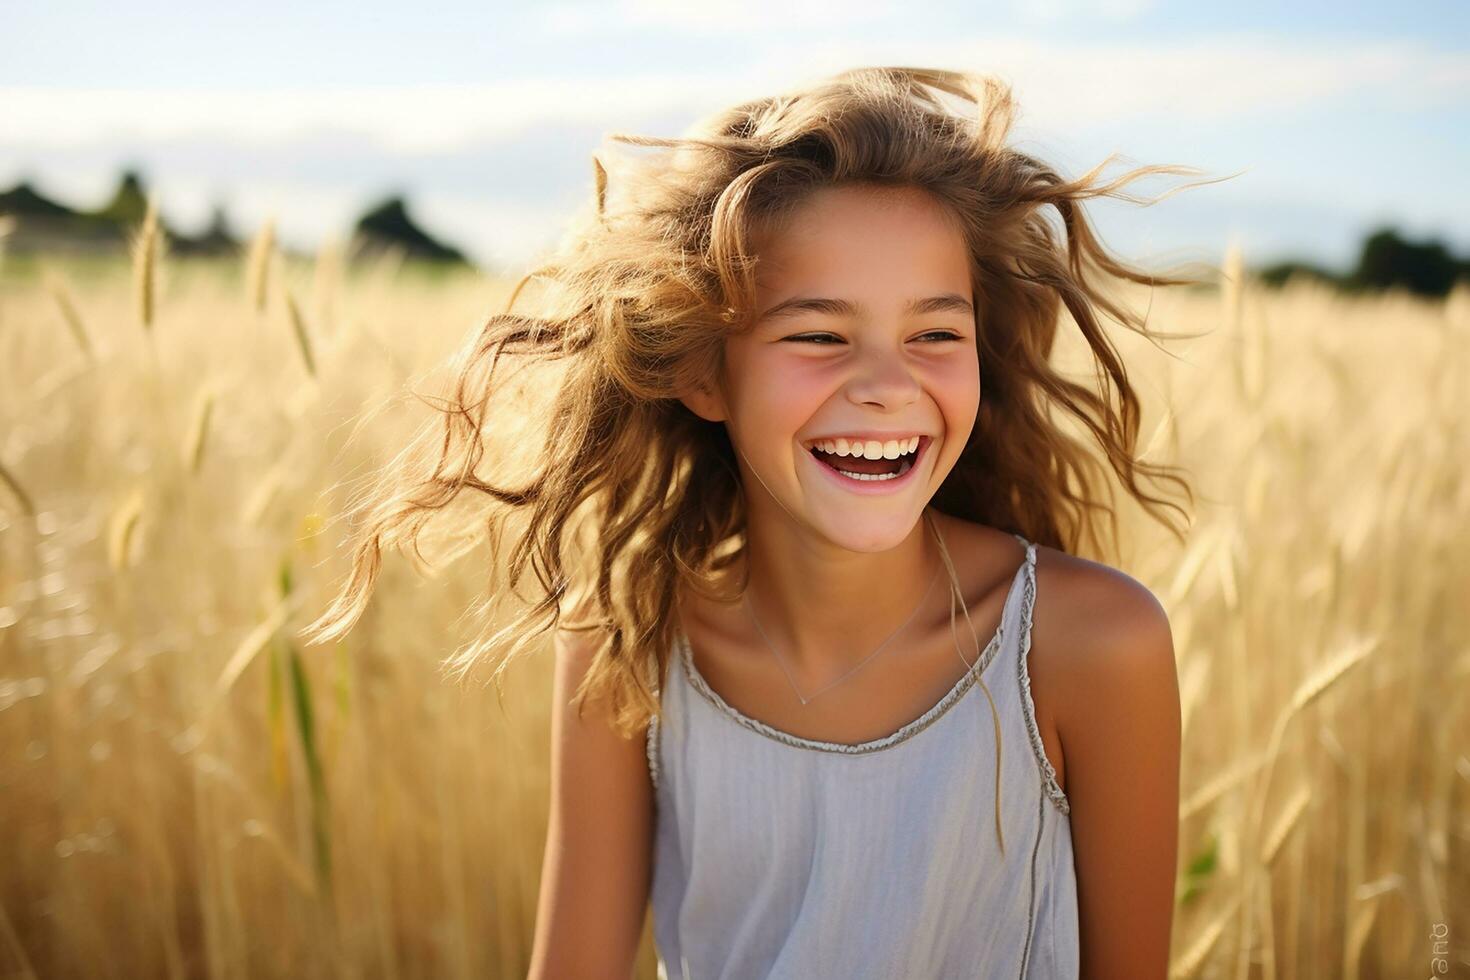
left=677, top=381, right=728, bottom=424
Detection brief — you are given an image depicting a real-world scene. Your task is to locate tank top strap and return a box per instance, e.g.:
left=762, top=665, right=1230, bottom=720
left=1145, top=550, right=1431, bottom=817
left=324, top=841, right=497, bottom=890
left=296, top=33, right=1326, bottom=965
left=647, top=637, right=682, bottom=792
left=1002, top=533, right=1070, bottom=815
left=999, top=532, right=1038, bottom=639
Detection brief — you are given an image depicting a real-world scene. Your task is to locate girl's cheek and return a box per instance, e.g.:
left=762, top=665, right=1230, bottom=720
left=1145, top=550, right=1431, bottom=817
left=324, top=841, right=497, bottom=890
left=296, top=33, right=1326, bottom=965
left=746, top=352, right=831, bottom=403
left=931, top=357, right=980, bottom=398
left=928, top=362, right=981, bottom=433
left=727, top=354, right=820, bottom=430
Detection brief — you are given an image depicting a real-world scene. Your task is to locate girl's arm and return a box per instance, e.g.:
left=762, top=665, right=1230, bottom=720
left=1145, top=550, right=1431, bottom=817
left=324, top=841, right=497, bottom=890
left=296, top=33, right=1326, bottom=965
left=1055, top=574, right=1182, bottom=980
left=526, top=626, right=655, bottom=980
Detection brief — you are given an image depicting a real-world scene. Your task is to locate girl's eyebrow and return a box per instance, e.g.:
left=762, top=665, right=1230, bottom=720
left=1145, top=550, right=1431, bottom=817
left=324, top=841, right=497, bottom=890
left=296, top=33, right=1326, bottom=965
left=757, top=292, right=974, bottom=322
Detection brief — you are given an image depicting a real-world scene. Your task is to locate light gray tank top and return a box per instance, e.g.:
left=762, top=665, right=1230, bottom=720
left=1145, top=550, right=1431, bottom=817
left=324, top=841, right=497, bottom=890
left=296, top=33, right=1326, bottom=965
left=645, top=535, right=1079, bottom=979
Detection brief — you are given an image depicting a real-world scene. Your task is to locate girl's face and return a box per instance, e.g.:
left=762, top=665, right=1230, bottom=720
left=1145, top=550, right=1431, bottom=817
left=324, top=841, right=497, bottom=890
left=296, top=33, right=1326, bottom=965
left=688, top=183, right=981, bottom=553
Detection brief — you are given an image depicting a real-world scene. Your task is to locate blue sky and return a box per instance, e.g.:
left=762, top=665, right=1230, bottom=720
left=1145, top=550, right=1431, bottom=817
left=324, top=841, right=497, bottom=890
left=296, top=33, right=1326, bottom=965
left=3, top=1, right=1466, bottom=273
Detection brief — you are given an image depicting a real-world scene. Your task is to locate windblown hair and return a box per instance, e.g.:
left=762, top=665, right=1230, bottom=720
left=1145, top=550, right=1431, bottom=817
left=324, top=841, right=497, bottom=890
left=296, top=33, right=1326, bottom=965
left=302, top=68, right=1211, bottom=792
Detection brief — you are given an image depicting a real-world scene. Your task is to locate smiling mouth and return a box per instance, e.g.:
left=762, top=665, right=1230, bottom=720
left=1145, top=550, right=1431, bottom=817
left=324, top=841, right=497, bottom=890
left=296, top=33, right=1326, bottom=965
left=806, top=436, right=929, bottom=481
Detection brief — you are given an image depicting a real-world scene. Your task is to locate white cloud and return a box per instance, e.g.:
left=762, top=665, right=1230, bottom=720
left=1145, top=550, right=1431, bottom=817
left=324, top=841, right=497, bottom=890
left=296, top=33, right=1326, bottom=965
left=1, top=33, right=1461, bottom=158
left=537, top=0, right=892, bottom=34
left=751, top=34, right=1466, bottom=125
left=536, top=0, right=1155, bottom=34
left=1010, top=0, right=1158, bottom=25
left=0, top=77, right=726, bottom=154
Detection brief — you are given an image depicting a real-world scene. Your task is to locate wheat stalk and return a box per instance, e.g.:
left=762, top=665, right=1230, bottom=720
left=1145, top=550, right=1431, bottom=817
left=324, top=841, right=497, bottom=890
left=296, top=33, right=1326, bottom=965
left=311, top=236, right=344, bottom=336
left=207, top=598, right=295, bottom=722
left=42, top=265, right=95, bottom=359
left=239, top=818, right=318, bottom=898
left=1178, top=651, right=1210, bottom=742
left=1139, top=403, right=1178, bottom=463
left=132, top=197, right=161, bottom=331
left=1344, top=890, right=1381, bottom=980
left=182, top=385, right=216, bottom=473
left=246, top=217, right=276, bottom=313
left=285, top=287, right=317, bottom=377
left=1214, top=526, right=1240, bottom=613
left=107, top=487, right=146, bottom=570
left=1259, top=785, right=1311, bottom=867
left=1249, top=635, right=1378, bottom=843
left=1170, top=895, right=1241, bottom=979
left=242, top=463, right=286, bottom=525
left=1167, top=523, right=1220, bottom=606
left=1180, top=747, right=1272, bottom=821
left=0, top=457, right=35, bottom=517
left=1285, top=635, right=1377, bottom=716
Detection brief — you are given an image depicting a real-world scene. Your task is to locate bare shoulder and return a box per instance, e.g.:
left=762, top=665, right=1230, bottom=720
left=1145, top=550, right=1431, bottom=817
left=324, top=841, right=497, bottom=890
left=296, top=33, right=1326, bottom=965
left=931, top=510, right=1177, bottom=784
left=1033, top=545, right=1174, bottom=662
left=1025, top=544, right=1182, bottom=976
left=927, top=511, right=1173, bottom=674
left=1028, top=543, right=1178, bottom=729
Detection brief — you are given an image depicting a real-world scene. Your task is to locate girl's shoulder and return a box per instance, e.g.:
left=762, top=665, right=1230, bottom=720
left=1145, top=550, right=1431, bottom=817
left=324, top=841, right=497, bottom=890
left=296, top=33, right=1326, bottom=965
left=934, top=511, right=1164, bottom=608
left=935, top=511, right=1169, bottom=648
left=1029, top=539, right=1173, bottom=676
left=1018, top=531, right=1179, bottom=770
left=936, top=512, right=1175, bottom=720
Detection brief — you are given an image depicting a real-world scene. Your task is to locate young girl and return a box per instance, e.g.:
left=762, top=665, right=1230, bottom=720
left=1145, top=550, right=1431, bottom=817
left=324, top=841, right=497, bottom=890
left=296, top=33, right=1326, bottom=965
left=308, top=66, right=1198, bottom=979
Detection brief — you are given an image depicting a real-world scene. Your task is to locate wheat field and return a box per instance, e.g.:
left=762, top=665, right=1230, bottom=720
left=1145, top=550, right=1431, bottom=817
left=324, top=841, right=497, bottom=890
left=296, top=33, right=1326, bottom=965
left=1, top=220, right=1466, bottom=979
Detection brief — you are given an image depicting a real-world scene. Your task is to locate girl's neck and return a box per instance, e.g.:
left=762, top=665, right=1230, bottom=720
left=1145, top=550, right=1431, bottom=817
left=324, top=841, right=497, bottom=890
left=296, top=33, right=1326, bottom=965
left=723, top=506, right=944, bottom=674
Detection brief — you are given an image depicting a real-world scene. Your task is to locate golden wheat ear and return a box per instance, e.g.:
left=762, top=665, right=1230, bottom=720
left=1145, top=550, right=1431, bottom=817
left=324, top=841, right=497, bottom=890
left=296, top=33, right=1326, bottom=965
left=593, top=154, right=609, bottom=224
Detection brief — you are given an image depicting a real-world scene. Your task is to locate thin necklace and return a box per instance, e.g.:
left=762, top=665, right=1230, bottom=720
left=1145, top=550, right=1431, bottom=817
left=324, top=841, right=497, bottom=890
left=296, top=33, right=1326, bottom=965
left=743, top=542, right=944, bottom=706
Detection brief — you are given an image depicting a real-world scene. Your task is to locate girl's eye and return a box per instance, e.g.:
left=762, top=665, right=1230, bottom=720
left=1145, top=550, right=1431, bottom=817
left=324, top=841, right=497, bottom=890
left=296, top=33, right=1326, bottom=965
left=783, top=331, right=964, bottom=344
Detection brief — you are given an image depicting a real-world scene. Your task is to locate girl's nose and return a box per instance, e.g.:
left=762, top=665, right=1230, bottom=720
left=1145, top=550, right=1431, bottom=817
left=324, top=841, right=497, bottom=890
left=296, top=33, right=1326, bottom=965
left=844, top=353, right=922, bottom=407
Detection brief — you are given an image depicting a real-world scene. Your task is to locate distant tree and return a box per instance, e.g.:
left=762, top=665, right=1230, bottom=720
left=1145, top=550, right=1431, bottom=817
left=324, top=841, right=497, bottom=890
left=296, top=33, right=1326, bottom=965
left=91, top=169, right=150, bottom=226
left=1347, top=227, right=1464, bottom=298
left=0, top=180, right=79, bottom=219
left=1255, top=226, right=1469, bottom=299
left=351, top=194, right=469, bottom=266
left=204, top=204, right=234, bottom=240
left=3, top=170, right=472, bottom=267
left=171, top=202, right=241, bottom=257
left=0, top=175, right=132, bottom=254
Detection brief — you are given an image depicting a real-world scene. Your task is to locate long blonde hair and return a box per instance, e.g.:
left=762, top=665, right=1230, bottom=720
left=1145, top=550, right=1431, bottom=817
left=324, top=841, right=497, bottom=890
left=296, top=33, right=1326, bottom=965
left=300, top=69, right=1211, bottom=815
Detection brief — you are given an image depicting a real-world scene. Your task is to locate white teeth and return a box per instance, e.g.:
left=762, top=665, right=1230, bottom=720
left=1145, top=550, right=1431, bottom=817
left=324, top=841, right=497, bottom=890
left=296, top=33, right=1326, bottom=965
left=812, top=436, right=922, bottom=458
left=833, top=458, right=915, bottom=481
